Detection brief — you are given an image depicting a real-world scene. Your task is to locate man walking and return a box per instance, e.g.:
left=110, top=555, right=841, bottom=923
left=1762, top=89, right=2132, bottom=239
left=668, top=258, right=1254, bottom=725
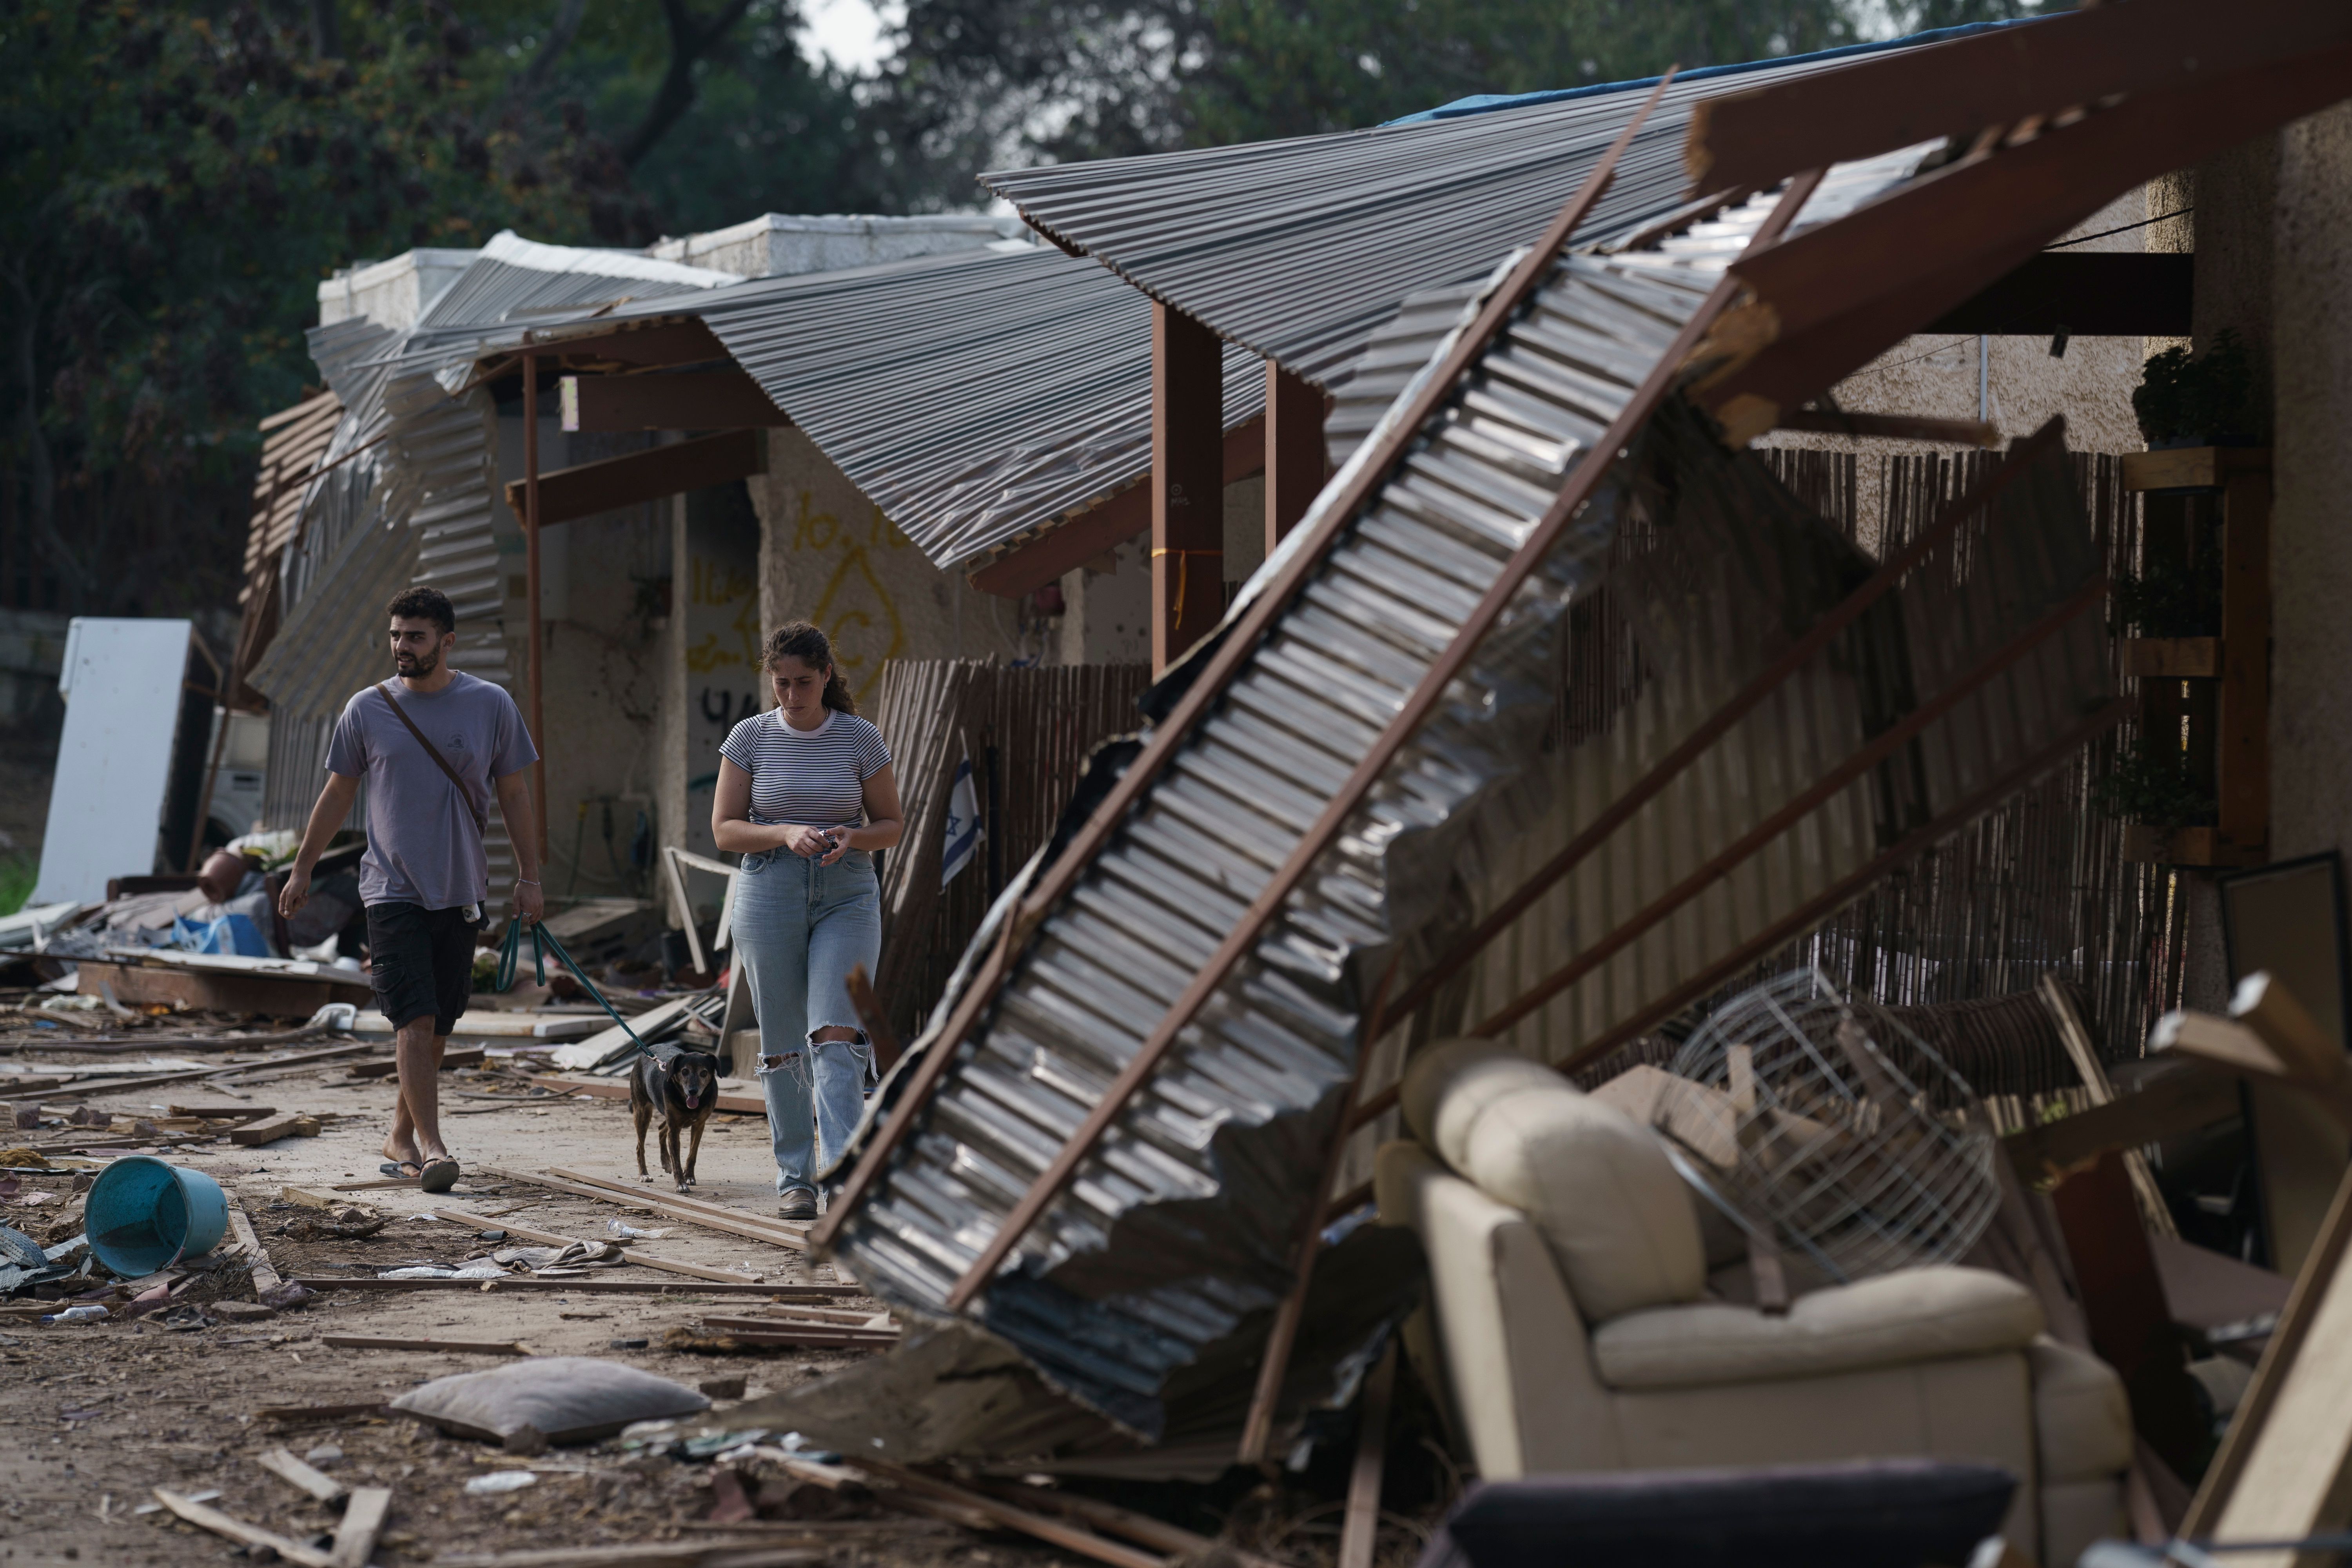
left=279, top=587, right=541, bottom=1194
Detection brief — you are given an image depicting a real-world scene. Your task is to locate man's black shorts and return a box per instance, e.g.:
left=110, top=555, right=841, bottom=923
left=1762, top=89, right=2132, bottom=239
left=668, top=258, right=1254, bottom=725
left=365, top=902, right=479, bottom=1036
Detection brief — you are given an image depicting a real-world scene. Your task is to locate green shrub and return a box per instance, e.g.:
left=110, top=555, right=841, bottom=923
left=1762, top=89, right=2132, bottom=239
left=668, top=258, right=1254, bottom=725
left=2133, top=330, right=2256, bottom=447
left=2091, top=736, right=2214, bottom=830
left=0, top=857, right=34, bottom=918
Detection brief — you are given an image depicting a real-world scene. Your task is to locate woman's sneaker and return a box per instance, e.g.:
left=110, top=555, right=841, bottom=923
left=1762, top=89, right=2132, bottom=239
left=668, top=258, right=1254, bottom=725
left=778, top=1189, right=818, bottom=1222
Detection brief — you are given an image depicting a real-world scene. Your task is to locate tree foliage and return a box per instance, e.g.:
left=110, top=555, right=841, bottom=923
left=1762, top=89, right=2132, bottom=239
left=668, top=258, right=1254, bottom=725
left=2, top=3, right=595, bottom=615
left=2, top=0, right=2076, bottom=621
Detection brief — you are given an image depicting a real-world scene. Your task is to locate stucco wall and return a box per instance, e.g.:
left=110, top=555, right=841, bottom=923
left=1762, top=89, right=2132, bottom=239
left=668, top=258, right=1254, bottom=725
left=1052, top=472, right=1270, bottom=667
left=2267, top=103, right=2352, bottom=867
left=747, top=428, right=1026, bottom=697
left=1759, top=189, right=2154, bottom=553
left=1058, top=534, right=1153, bottom=666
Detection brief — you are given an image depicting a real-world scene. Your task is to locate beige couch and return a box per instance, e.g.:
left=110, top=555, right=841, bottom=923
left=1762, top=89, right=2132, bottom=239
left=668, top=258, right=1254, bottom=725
left=1376, top=1040, right=2132, bottom=1568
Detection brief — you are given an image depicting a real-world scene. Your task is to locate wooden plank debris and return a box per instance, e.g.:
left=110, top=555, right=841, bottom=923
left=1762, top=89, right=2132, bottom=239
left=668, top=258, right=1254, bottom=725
left=291, top=1276, right=848, bottom=1299
left=354, top=1011, right=595, bottom=1040
left=223, top=1198, right=284, bottom=1296
left=0, top=1040, right=380, bottom=1102
left=693, top=1318, right=899, bottom=1348
left=76, top=956, right=370, bottom=1016
left=434, top=1543, right=817, bottom=1568
left=169, top=1103, right=276, bottom=1120
left=347, top=1048, right=485, bottom=1079
left=231, top=1112, right=324, bottom=1146
left=256, top=1445, right=348, bottom=1504
left=254, top=1401, right=393, bottom=1424
left=2038, top=975, right=2182, bottom=1236
left=329, top=1486, right=393, bottom=1568
left=2184, top=1159, right=2352, bottom=1551
left=320, top=1334, right=533, bottom=1356
left=2004, top=1063, right=2240, bottom=1182
left=1338, top=1342, right=1397, bottom=1568
left=853, top=1456, right=1168, bottom=1568
left=429, top=1205, right=760, bottom=1284
left=150, top=1488, right=336, bottom=1568
left=482, top=1167, right=808, bottom=1252
left=548, top=1165, right=810, bottom=1244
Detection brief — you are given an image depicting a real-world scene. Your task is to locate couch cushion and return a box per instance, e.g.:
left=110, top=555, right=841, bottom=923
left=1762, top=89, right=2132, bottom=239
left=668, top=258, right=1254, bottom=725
left=2027, top=1338, right=2133, bottom=1484
left=1403, top=1039, right=1704, bottom=1321
left=1402, top=1040, right=1566, bottom=1163
left=1592, top=1266, right=2043, bottom=1389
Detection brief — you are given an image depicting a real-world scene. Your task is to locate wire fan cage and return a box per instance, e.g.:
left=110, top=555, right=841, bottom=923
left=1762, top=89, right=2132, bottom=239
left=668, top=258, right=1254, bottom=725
left=1655, top=969, right=2000, bottom=1284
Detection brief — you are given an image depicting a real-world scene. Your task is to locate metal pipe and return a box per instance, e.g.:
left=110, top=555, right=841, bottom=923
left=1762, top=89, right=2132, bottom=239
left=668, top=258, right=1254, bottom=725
left=523, top=351, right=548, bottom=859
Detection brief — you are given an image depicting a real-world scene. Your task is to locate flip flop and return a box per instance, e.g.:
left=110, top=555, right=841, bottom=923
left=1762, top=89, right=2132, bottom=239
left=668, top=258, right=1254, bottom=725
left=418, top=1157, right=461, bottom=1194
left=379, top=1161, right=424, bottom=1179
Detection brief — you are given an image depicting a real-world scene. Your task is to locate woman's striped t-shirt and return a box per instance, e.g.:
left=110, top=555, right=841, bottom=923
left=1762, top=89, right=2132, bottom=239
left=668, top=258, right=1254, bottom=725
left=719, top=709, right=893, bottom=830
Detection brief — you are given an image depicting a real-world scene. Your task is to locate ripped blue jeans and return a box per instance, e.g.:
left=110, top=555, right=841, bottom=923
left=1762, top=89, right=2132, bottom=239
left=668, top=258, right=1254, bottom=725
left=729, top=846, right=881, bottom=1196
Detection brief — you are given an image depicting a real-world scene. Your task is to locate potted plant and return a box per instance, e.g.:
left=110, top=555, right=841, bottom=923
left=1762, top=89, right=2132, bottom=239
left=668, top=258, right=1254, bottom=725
left=2132, top=330, right=2258, bottom=450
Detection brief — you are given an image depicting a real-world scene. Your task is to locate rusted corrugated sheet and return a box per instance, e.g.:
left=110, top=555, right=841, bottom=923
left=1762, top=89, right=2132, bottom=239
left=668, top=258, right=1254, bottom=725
left=227, top=389, right=342, bottom=712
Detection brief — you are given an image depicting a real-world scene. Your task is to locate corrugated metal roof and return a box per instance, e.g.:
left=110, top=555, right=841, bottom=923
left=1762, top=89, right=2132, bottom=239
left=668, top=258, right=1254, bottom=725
left=978, top=25, right=1998, bottom=391
left=535, top=244, right=1267, bottom=573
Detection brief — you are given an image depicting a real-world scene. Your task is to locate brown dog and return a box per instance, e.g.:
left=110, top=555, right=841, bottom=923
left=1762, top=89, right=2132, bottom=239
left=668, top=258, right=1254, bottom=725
left=630, top=1042, right=721, bottom=1192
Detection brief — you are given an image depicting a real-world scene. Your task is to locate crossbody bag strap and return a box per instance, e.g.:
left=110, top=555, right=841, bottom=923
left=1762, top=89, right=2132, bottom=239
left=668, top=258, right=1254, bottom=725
left=374, top=682, right=488, bottom=837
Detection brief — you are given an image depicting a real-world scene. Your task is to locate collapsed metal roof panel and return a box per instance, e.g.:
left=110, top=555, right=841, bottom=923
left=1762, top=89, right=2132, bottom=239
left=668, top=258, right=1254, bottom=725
left=977, top=28, right=1987, bottom=391
left=816, top=143, right=2130, bottom=1447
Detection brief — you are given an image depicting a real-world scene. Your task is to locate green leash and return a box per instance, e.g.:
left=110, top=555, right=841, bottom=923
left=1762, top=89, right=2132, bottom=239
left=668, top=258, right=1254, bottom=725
left=495, top=915, right=653, bottom=1060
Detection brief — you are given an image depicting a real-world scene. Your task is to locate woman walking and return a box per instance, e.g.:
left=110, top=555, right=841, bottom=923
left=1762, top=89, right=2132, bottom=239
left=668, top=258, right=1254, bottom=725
left=713, top=623, right=904, bottom=1220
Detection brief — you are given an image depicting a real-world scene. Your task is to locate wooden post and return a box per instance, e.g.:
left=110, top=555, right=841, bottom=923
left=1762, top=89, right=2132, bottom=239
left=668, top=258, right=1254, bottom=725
left=1264, top=362, right=1327, bottom=556
left=1336, top=1341, right=1397, bottom=1568
left=2219, top=467, right=2271, bottom=856
left=1152, top=303, right=1223, bottom=672
left=522, top=352, right=549, bottom=858
left=2048, top=1150, right=2209, bottom=1478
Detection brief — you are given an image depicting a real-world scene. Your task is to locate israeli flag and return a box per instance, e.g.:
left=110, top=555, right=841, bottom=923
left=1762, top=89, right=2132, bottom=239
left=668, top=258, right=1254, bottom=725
left=942, top=753, right=984, bottom=887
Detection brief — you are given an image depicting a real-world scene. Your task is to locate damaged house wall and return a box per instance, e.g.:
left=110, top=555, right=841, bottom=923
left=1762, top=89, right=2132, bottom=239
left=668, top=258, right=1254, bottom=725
left=748, top=428, right=1025, bottom=688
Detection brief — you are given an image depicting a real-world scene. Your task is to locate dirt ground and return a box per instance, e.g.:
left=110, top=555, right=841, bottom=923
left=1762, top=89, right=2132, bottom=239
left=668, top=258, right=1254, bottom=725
left=0, top=1059, right=1084, bottom=1568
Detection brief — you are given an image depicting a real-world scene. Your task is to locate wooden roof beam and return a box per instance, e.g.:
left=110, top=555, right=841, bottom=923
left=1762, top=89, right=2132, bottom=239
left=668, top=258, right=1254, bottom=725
left=559, top=371, right=788, bottom=432
left=1695, top=40, right=2352, bottom=440
left=1688, top=0, right=2352, bottom=195
left=965, top=413, right=1266, bottom=599
left=500, top=429, right=766, bottom=527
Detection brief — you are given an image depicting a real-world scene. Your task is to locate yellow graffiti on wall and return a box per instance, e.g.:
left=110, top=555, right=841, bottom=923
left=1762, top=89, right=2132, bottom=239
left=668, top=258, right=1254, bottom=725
left=791, top=490, right=906, bottom=688
left=684, top=554, right=760, bottom=675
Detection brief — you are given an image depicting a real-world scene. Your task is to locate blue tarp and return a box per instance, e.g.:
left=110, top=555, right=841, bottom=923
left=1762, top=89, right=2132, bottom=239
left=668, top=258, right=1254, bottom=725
left=1386, top=18, right=2036, bottom=125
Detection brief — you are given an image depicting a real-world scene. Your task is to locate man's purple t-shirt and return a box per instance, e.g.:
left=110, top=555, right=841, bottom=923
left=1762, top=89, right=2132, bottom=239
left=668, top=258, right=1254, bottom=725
left=324, top=672, right=538, bottom=911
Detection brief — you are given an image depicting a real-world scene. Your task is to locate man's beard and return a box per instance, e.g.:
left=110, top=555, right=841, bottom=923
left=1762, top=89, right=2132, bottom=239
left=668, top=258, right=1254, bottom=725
left=396, top=648, right=440, bottom=678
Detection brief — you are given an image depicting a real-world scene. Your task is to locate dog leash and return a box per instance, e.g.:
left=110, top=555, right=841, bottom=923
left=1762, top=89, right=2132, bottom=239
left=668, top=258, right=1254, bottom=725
left=495, top=915, right=653, bottom=1060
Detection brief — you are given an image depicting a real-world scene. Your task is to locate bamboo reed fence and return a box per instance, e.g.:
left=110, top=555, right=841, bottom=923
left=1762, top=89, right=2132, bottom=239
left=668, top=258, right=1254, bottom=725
left=867, top=659, right=1151, bottom=1040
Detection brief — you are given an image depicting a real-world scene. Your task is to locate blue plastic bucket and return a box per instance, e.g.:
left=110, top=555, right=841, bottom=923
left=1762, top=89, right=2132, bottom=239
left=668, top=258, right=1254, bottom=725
left=84, top=1158, right=229, bottom=1278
